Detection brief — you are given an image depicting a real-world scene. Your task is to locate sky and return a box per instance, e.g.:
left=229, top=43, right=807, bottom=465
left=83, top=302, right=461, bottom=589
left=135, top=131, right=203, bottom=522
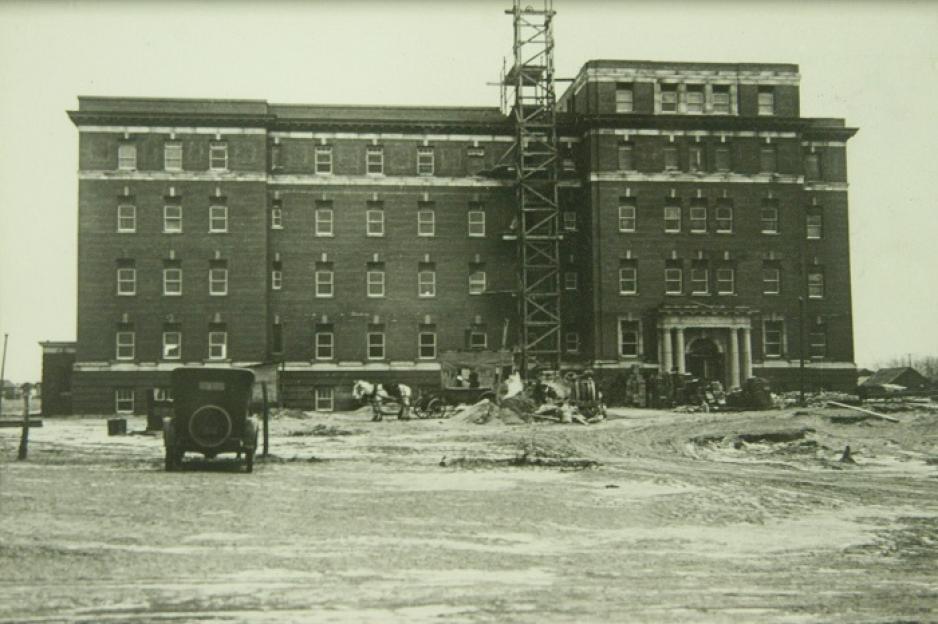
left=1, top=0, right=936, bottom=382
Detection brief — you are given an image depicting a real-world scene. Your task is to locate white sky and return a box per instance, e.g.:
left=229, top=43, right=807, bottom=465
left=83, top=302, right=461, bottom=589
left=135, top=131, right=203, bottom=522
left=1, top=0, right=936, bottom=382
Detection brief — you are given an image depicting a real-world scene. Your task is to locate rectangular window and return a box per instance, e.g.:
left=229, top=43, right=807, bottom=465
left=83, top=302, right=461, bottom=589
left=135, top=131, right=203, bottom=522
left=367, top=270, right=385, bottom=298
left=117, top=268, right=136, bottom=296
left=469, top=271, right=486, bottom=295
left=315, top=387, right=335, bottom=412
left=685, top=85, right=704, bottom=113
left=715, top=204, right=733, bottom=233
left=163, top=268, right=182, bottom=296
left=164, top=143, right=182, bottom=171
left=418, top=332, right=437, bottom=359
left=209, top=267, right=228, bottom=296
left=116, top=331, right=135, bottom=360
left=618, top=320, right=639, bottom=357
left=115, top=388, right=134, bottom=414
left=689, top=204, right=707, bottom=233
left=712, top=85, right=731, bottom=114
left=615, top=83, right=634, bottom=113
left=660, top=84, right=678, bottom=113
left=763, top=320, right=783, bottom=357
left=618, top=142, right=634, bottom=171
left=315, top=208, right=334, bottom=236
left=153, top=388, right=173, bottom=402
left=468, top=209, right=486, bottom=237
left=688, top=144, right=704, bottom=172
left=469, top=331, right=487, bottom=350
left=366, top=147, right=384, bottom=175
left=758, top=87, right=776, bottom=116
left=665, top=266, right=682, bottom=295
left=762, top=266, right=781, bottom=295
left=367, top=332, right=385, bottom=360
left=564, top=271, right=578, bottom=291
left=808, top=270, right=825, bottom=299
left=804, top=152, right=820, bottom=180
left=806, top=213, right=823, bottom=240
left=271, top=269, right=282, bottom=290
left=761, top=204, right=779, bottom=234
left=417, top=147, right=434, bottom=176
left=117, top=204, right=136, bottom=233
left=716, top=267, right=735, bottom=295
left=209, top=205, right=228, bottom=233
left=714, top=145, right=731, bottom=172
left=315, top=332, right=334, bottom=360
left=315, top=270, right=334, bottom=298
left=664, top=205, right=681, bottom=233
left=417, top=209, right=435, bottom=236
left=618, top=202, right=636, bottom=232
left=315, top=146, right=333, bottom=174
left=163, top=205, right=183, bottom=233
left=366, top=209, right=385, bottom=237
left=760, top=145, right=777, bottom=173
left=565, top=332, right=580, bottom=354
left=691, top=265, right=709, bottom=295
left=162, top=331, right=181, bottom=360
left=810, top=327, right=828, bottom=359
left=118, top=143, right=136, bottom=170
left=618, top=266, right=637, bottom=295
left=208, top=331, right=227, bottom=360
left=209, top=143, right=228, bottom=171
left=418, top=270, right=436, bottom=297
left=271, top=207, right=283, bottom=229
left=663, top=144, right=679, bottom=170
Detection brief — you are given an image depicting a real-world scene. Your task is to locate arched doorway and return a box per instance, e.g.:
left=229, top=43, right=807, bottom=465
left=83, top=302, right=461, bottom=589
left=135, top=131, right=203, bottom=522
left=686, top=337, right=724, bottom=384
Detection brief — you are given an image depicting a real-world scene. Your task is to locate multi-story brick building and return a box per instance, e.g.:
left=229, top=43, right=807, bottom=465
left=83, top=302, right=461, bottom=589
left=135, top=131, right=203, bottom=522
left=64, top=59, right=857, bottom=414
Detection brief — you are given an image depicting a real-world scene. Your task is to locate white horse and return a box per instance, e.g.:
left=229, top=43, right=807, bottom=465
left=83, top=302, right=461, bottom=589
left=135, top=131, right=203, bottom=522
left=352, top=380, right=413, bottom=421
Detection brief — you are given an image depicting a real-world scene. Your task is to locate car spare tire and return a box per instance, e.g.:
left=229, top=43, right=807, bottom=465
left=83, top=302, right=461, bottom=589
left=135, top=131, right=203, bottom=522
left=188, top=404, right=233, bottom=448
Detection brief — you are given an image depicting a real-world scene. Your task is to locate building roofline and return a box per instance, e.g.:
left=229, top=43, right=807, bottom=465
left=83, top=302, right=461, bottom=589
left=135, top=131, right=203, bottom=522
left=580, top=59, right=800, bottom=73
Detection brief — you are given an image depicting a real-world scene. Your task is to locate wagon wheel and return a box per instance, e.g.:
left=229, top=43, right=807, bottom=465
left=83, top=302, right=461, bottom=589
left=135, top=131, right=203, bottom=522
left=427, top=397, right=447, bottom=419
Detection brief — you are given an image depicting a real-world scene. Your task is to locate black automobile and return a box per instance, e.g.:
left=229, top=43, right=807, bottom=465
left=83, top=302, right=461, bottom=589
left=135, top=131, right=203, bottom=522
left=163, top=367, right=258, bottom=473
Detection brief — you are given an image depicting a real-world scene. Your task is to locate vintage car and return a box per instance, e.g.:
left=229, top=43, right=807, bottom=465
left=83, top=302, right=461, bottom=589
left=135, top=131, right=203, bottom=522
left=163, top=367, right=258, bottom=473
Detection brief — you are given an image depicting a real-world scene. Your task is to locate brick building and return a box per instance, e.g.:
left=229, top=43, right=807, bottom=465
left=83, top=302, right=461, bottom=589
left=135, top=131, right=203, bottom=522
left=65, top=59, right=857, bottom=414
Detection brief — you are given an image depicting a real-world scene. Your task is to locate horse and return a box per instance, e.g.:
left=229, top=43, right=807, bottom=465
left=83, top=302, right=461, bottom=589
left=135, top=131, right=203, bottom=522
left=352, top=380, right=413, bottom=421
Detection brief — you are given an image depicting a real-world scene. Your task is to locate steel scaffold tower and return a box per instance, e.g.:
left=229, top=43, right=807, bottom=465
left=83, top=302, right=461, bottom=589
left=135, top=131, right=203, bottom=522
left=504, top=0, right=561, bottom=374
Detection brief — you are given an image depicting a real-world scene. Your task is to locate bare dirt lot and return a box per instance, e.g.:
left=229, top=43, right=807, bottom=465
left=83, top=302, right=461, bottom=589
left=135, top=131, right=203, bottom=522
left=1, top=405, right=937, bottom=623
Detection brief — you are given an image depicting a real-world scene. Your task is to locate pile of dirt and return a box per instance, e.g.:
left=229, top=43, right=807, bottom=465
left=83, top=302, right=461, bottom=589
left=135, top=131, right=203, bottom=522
left=287, top=424, right=362, bottom=437
left=450, top=399, right=527, bottom=425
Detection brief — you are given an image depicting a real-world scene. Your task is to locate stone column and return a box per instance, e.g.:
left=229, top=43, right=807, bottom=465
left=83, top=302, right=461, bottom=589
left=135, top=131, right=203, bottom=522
left=675, top=328, right=686, bottom=374
left=728, top=327, right=741, bottom=389
left=741, top=327, right=753, bottom=382
left=661, top=328, right=673, bottom=374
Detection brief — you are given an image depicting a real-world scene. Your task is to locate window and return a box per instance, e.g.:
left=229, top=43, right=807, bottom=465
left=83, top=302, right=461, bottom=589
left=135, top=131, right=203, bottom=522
left=762, top=265, right=781, bottom=295
left=468, top=209, right=485, bottom=237
left=664, top=205, right=681, bottom=233
left=270, top=143, right=281, bottom=171
left=714, top=145, right=731, bottom=172
left=760, top=145, right=777, bottom=173
left=209, top=143, right=228, bottom=171
left=691, top=265, right=709, bottom=295
left=563, top=211, right=577, bottom=232
left=689, top=204, right=707, bottom=233
left=618, top=320, right=640, bottom=357
left=163, top=205, right=183, bottom=233
left=417, top=209, right=435, bottom=236
left=116, top=331, right=135, bottom=360
left=665, top=266, right=683, bottom=295
left=712, top=85, right=731, bottom=114
left=810, top=326, right=828, bottom=359
left=162, top=332, right=181, bottom=360
left=316, top=208, right=334, bottom=236
left=115, top=389, right=134, bottom=414
left=618, top=202, right=636, bottom=232
left=315, top=146, right=333, bottom=174
left=758, top=87, right=775, bottom=116
left=618, top=142, right=634, bottom=171
left=271, top=207, right=283, bottom=229
left=804, top=152, right=820, bottom=180
left=118, top=143, right=136, bottom=170
left=315, top=387, right=335, bottom=412
left=418, top=332, right=437, bottom=359
left=688, top=145, right=704, bottom=172
left=209, top=205, right=228, bottom=233
left=469, top=271, right=486, bottom=295
left=564, top=271, right=578, bottom=291
left=117, top=205, right=136, bottom=233
left=716, top=204, right=733, bottom=233
left=663, top=144, right=679, bottom=170
left=366, top=209, right=385, bottom=236
left=763, top=320, right=783, bottom=357
left=164, top=143, right=182, bottom=171
left=367, top=332, right=385, bottom=360
left=660, top=84, right=678, bottom=113
left=806, top=213, right=823, bottom=240
left=315, top=270, right=334, bottom=298
left=618, top=265, right=637, bottom=295
left=271, top=269, right=282, bottom=290
left=366, top=147, right=384, bottom=175
left=367, top=270, right=385, bottom=298
left=565, top=332, right=580, bottom=353
left=685, top=85, right=704, bottom=113
left=418, top=270, right=436, bottom=297
left=716, top=267, right=735, bottom=295
left=117, top=268, right=136, bottom=296
left=417, top=147, right=434, bottom=176
left=209, top=267, right=228, bottom=296
left=208, top=331, right=227, bottom=360
left=163, top=268, right=182, bottom=296
left=467, top=146, right=486, bottom=174
left=761, top=204, right=779, bottom=234
left=808, top=270, right=825, bottom=299
left=615, top=83, right=634, bottom=113
left=469, top=331, right=487, bottom=350
left=153, top=388, right=173, bottom=402
left=315, top=332, right=334, bottom=360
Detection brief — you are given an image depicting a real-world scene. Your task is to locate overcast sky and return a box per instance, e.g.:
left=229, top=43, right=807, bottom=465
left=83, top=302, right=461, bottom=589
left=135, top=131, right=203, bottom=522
left=1, top=0, right=936, bottom=382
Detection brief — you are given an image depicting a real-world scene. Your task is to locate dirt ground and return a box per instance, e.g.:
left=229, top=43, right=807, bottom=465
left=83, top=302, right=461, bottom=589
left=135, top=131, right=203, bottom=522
left=1, top=404, right=936, bottom=623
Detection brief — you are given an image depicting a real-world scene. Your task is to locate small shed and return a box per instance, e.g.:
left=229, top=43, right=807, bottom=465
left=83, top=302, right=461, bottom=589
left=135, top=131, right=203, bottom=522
left=859, top=367, right=930, bottom=398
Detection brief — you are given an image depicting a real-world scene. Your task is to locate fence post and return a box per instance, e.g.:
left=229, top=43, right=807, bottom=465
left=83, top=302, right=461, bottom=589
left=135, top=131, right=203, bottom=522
left=18, top=383, right=31, bottom=460
left=261, top=382, right=270, bottom=457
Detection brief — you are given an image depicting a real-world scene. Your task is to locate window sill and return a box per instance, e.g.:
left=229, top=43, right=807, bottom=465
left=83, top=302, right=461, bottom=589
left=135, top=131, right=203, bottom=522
left=315, top=233, right=335, bottom=238
left=315, top=171, right=334, bottom=176
left=209, top=293, right=228, bottom=297
left=417, top=233, right=436, bottom=238
left=208, top=230, right=228, bottom=235
left=664, top=292, right=683, bottom=296
left=761, top=231, right=780, bottom=236
left=271, top=225, right=284, bottom=231
left=690, top=292, right=710, bottom=297
left=163, top=293, right=183, bottom=297
left=117, top=293, right=136, bottom=297
left=208, top=168, right=229, bottom=174
left=763, top=292, right=780, bottom=296
left=366, top=234, right=386, bottom=238
left=315, top=294, right=335, bottom=299
left=366, top=295, right=386, bottom=299
left=618, top=292, right=639, bottom=296
left=418, top=295, right=436, bottom=299
left=716, top=230, right=733, bottom=235
left=716, top=292, right=737, bottom=297
left=117, top=230, right=136, bottom=234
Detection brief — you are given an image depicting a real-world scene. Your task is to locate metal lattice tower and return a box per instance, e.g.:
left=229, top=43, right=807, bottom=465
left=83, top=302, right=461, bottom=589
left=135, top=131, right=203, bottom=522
left=504, top=0, right=561, bottom=373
